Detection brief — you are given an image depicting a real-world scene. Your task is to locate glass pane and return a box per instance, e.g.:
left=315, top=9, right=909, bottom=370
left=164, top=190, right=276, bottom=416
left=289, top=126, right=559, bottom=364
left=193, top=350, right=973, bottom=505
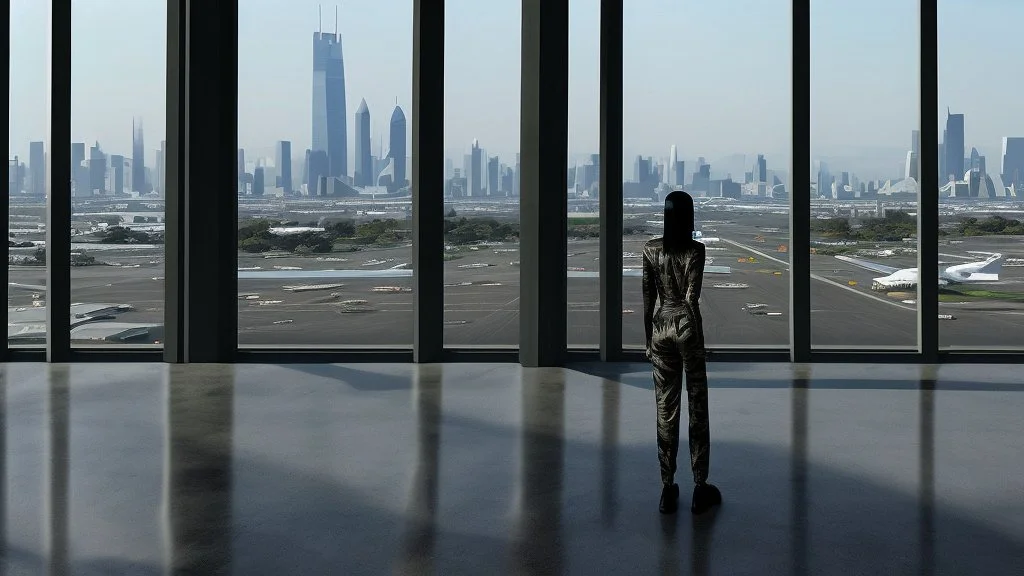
left=443, top=1, right=520, bottom=348
left=237, top=1, right=413, bottom=347
left=623, top=0, right=792, bottom=349
left=8, top=2, right=50, bottom=347
left=567, top=0, right=600, bottom=348
left=68, top=0, right=166, bottom=348
left=811, top=0, right=919, bottom=349
left=938, top=0, right=1024, bottom=350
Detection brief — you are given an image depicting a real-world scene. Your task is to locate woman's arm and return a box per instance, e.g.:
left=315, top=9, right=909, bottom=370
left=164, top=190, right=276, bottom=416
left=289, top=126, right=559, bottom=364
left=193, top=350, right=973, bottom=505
left=642, top=248, right=658, bottom=353
left=684, top=243, right=705, bottom=308
left=681, top=243, right=706, bottom=347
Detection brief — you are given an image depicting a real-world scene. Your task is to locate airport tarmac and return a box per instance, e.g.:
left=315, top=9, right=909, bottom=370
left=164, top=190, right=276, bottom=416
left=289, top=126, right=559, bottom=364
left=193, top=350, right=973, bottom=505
left=8, top=232, right=1024, bottom=349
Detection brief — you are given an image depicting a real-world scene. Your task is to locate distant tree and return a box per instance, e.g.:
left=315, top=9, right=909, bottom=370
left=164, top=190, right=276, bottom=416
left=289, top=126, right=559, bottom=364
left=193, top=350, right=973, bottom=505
left=326, top=220, right=356, bottom=238
left=101, top=226, right=154, bottom=244
left=71, top=251, right=96, bottom=266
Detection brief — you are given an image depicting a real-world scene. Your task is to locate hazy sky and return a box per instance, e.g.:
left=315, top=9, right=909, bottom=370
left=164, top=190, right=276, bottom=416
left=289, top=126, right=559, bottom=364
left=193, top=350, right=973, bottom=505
left=8, top=0, right=1024, bottom=180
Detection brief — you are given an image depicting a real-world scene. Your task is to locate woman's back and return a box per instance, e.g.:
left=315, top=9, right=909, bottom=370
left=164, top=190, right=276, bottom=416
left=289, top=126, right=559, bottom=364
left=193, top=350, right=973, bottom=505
left=642, top=236, right=706, bottom=313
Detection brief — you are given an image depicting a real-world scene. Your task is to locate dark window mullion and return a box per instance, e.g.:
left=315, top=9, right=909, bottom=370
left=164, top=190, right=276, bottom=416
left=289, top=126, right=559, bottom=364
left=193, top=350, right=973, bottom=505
left=918, top=0, right=939, bottom=361
left=599, top=0, right=623, bottom=362
left=47, top=0, right=73, bottom=362
left=790, top=0, right=811, bottom=362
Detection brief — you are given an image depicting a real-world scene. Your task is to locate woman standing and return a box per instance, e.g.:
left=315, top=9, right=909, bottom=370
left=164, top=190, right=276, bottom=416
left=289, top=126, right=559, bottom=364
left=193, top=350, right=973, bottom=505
left=642, top=190, right=721, bottom=515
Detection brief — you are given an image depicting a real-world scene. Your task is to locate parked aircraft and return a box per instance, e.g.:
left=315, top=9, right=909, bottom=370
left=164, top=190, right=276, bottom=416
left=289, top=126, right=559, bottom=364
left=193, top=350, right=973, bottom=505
left=835, top=252, right=1002, bottom=291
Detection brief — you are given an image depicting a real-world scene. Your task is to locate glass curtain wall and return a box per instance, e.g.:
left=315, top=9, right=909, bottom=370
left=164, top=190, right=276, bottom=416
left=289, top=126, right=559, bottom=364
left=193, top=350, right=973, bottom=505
left=10, top=0, right=1024, bottom=358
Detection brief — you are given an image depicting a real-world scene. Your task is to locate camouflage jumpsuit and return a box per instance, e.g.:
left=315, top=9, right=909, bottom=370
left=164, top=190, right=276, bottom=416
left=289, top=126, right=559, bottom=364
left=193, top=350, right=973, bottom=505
left=642, top=237, right=710, bottom=486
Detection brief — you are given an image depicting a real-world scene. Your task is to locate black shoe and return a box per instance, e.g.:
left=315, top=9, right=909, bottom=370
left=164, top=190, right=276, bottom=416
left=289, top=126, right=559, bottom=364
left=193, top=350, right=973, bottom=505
left=659, top=483, right=679, bottom=514
left=691, top=483, right=722, bottom=515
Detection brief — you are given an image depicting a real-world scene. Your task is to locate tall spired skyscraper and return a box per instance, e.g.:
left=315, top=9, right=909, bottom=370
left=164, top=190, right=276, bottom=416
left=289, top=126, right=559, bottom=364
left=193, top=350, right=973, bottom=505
left=312, top=24, right=348, bottom=181
left=133, top=118, right=146, bottom=193
left=389, top=105, right=407, bottom=188
left=354, top=98, right=371, bottom=186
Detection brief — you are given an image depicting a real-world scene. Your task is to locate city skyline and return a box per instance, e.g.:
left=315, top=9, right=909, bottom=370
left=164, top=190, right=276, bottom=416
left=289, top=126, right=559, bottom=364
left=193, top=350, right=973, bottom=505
left=9, top=0, right=1024, bottom=178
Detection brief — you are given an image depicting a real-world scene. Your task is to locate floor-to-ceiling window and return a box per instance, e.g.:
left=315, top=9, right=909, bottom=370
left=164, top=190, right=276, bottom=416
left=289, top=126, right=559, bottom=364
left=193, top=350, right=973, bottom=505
left=66, top=0, right=167, bottom=348
left=442, top=0, right=521, bottom=348
left=237, top=1, right=414, bottom=347
left=8, top=2, right=51, bottom=348
left=810, top=0, right=920, bottom=349
left=937, top=0, right=1024, bottom=350
left=622, top=0, right=792, bottom=350
left=566, top=0, right=602, bottom=348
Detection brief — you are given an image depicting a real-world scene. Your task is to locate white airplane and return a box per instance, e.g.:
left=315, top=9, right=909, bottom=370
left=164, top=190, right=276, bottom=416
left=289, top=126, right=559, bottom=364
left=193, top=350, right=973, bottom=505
left=835, top=252, right=1003, bottom=291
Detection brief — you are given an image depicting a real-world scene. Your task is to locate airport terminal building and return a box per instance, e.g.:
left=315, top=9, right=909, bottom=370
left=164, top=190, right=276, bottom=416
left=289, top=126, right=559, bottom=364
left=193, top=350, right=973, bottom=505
left=3, top=2, right=1023, bottom=574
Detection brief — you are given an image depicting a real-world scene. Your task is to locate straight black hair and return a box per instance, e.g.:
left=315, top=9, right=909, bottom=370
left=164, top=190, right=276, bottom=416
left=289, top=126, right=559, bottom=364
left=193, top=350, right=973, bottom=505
left=663, top=190, right=695, bottom=253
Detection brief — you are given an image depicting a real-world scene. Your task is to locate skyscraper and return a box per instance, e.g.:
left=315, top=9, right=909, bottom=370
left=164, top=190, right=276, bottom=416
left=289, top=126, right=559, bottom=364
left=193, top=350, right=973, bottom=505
left=276, top=141, right=293, bottom=193
left=939, top=136, right=946, bottom=182
left=110, top=155, right=126, bottom=195
left=945, top=110, right=965, bottom=182
left=389, top=105, right=407, bottom=188
left=237, top=148, right=246, bottom=193
left=513, top=153, right=521, bottom=197
left=468, top=139, right=484, bottom=197
left=970, top=147, right=983, bottom=173
left=674, top=160, right=685, bottom=187
left=912, top=129, right=920, bottom=158
left=754, top=155, right=767, bottom=183
left=71, top=142, right=85, bottom=176
left=307, top=150, right=329, bottom=195
left=669, top=145, right=681, bottom=186
left=354, top=99, right=371, bottom=186
left=29, top=141, right=45, bottom=197
left=9, top=157, right=25, bottom=195
left=1002, top=137, right=1024, bottom=192
left=312, top=28, right=348, bottom=180
left=71, top=142, right=86, bottom=196
left=488, top=156, right=500, bottom=197
left=253, top=166, right=265, bottom=196
left=905, top=151, right=918, bottom=181
left=816, top=161, right=831, bottom=198
left=90, top=142, right=106, bottom=194
left=157, top=140, right=166, bottom=197
left=133, top=118, right=146, bottom=193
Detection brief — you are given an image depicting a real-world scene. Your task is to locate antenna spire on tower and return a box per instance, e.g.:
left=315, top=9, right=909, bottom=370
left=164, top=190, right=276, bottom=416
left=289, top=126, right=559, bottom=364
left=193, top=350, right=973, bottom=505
left=318, top=5, right=322, bottom=34
left=335, top=5, right=338, bottom=35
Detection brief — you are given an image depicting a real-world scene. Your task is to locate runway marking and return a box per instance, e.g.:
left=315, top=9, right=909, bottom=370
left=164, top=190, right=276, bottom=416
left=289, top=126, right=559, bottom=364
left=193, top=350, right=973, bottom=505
left=721, top=238, right=789, bottom=266
left=722, top=238, right=915, bottom=312
left=810, top=273, right=915, bottom=311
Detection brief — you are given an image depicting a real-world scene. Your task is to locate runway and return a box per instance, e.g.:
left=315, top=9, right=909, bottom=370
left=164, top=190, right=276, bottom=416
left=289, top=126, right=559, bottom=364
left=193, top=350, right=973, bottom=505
left=8, top=232, right=1023, bottom=349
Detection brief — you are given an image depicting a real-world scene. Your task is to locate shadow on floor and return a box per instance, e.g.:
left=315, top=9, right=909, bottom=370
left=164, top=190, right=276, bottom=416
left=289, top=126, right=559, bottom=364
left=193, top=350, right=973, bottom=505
left=281, top=363, right=416, bottom=392
left=568, top=362, right=1024, bottom=392
left=221, top=411, right=1022, bottom=575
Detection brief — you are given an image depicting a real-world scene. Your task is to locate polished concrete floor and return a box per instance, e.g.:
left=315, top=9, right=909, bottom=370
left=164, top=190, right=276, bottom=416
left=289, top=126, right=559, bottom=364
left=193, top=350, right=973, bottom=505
left=0, top=362, right=1022, bottom=575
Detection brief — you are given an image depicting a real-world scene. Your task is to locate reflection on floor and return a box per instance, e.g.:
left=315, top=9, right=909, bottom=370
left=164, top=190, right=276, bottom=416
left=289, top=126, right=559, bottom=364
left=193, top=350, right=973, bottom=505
left=1, top=362, right=1022, bottom=574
